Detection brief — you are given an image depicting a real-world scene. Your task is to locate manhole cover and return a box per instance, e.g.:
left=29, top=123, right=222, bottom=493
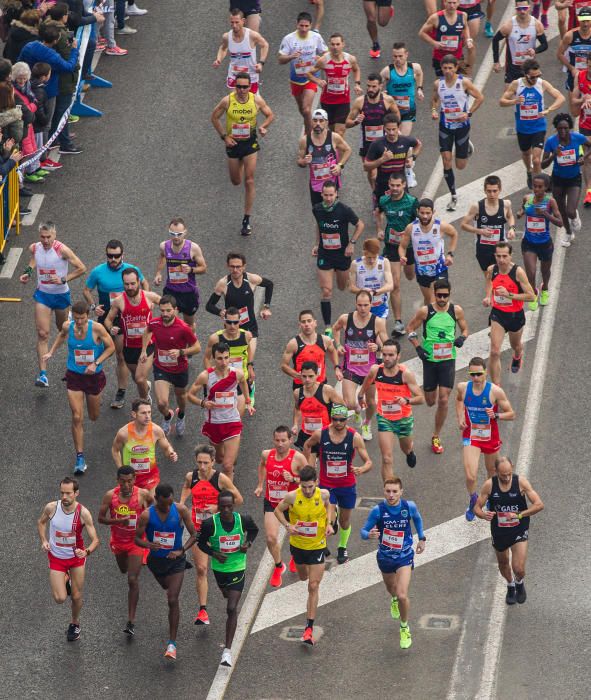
left=357, top=497, right=383, bottom=509
left=280, top=625, right=324, bottom=642
left=418, top=614, right=459, bottom=631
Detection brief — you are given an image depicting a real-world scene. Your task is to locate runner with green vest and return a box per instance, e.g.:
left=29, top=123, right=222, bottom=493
left=197, top=490, right=258, bottom=668
left=405, top=279, right=469, bottom=455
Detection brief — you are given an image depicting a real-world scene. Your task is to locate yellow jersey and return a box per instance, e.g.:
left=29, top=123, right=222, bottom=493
left=289, top=486, right=327, bottom=550
left=226, top=91, right=257, bottom=139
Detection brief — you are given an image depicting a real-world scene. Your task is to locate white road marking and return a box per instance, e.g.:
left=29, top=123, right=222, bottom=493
left=251, top=515, right=490, bottom=634
left=0, top=247, right=23, bottom=278
left=21, top=194, right=45, bottom=227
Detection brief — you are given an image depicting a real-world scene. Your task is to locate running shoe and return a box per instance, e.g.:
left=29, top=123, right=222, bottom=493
left=220, top=648, right=233, bottom=666
left=164, top=643, right=177, bottom=660
left=361, top=423, right=373, bottom=441
left=175, top=408, right=185, bottom=437
left=59, top=144, right=83, bottom=154
left=406, top=451, right=417, bottom=468
left=110, top=389, right=126, bottom=409
left=399, top=624, right=412, bottom=649
left=24, top=173, right=45, bottom=183
left=145, top=380, right=152, bottom=404
left=289, top=556, right=297, bottom=573
left=484, top=20, right=494, bottom=37
left=35, top=168, right=50, bottom=177
left=301, top=627, right=315, bottom=645
left=126, top=4, right=148, bottom=14
left=467, top=140, right=475, bottom=157
left=390, top=596, right=400, bottom=619
left=96, top=37, right=107, bottom=48
left=269, top=562, right=286, bottom=588
left=249, top=380, right=256, bottom=408
left=351, top=411, right=363, bottom=428
left=561, top=232, right=574, bottom=247
left=584, top=189, right=591, bottom=208
left=35, top=372, right=49, bottom=387
left=446, top=195, right=458, bottom=211
left=68, top=113, right=80, bottom=122
left=511, top=354, right=522, bottom=373
left=194, top=609, right=210, bottom=625
left=528, top=298, right=538, bottom=312
left=162, top=412, right=173, bottom=436
left=240, top=222, right=252, bottom=236
left=66, top=623, right=81, bottom=641
left=123, top=621, right=135, bottom=635
left=570, top=211, right=582, bottom=232
left=392, top=319, right=406, bottom=336
left=337, top=546, right=349, bottom=564
left=40, top=158, right=63, bottom=170
left=369, top=43, right=381, bottom=59
left=65, top=573, right=71, bottom=597
left=465, top=492, right=478, bottom=521
left=105, top=45, right=128, bottom=56
left=74, top=455, right=87, bottom=474
left=515, top=581, right=527, bottom=604
left=324, top=326, right=333, bottom=338
left=505, top=584, right=517, bottom=605
left=539, top=289, right=549, bottom=306
left=431, top=435, right=444, bottom=454
left=541, top=11, right=549, bottom=29
left=116, top=25, right=137, bottom=34
left=331, top=510, right=339, bottom=536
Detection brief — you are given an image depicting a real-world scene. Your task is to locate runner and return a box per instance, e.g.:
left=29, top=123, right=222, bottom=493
left=473, top=455, right=544, bottom=604
left=37, top=477, right=100, bottom=641
left=83, top=239, right=148, bottom=410
left=213, top=8, right=269, bottom=94
left=571, top=51, right=591, bottom=206
left=97, top=466, right=153, bottom=635
left=254, top=426, right=308, bottom=587
left=274, top=465, right=333, bottom=645
left=311, top=180, right=364, bottom=330
left=278, top=12, right=327, bottom=133
left=19, top=222, right=86, bottom=389
left=349, top=238, right=394, bottom=321
left=460, top=175, right=517, bottom=278
left=360, top=477, right=426, bottom=649
left=492, top=1, right=547, bottom=83
left=42, top=300, right=115, bottom=473
left=304, top=405, right=373, bottom=564
left=398, top=198, right=459, bottom=304
left=500, top=58, right=565, bottom=188
left=211, top=73, right=274, bottom=236
left=179, top=444, right=243, bottom=627
left=135, top=483, right=197, bottom=660
left=362, top=0, right=396, bottom=60
left=280, top=309, right=341, bottom=385
left=332, top=290, right=389, bottom=439
left=456, top=357, right=515, bottom=521
left=516, top=173, right=562, bottom=308
left=231, top=0, right=262, bottom=32
left=358, top=340, right=424, bottom=481
left=153, top=217, right=206, bottom=332
left=485, top=0, right=497, bottom=36
left=419, top=0, right=474, bottom=77
left=405, top=279, right=469, bottom=455
left=380, top=42, right=424, bottom=137
left=297, top=109, right=352, bottom=206
left=556, top=6, right=591, bottom=110
left=139, top=295, right=200, bottom=435
left=197, top=490, right=259, bottom=667
left=306, top=33, right=362, bottom=136
left=556, top=0, right=591, bottom=32
left=376, top=172, right=418, bottom=335
left=104, top=268, right=160, bottom=401
left=188, top=341, right=254, bottom=480
left=111, top=399, right=178, bottom=495
left=431, top=54, right=483, bottom=211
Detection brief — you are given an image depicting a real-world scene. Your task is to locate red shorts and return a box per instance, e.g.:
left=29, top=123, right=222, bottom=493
left=202, top=420, right=243, bottom=445
left=110, top=539, right=145, bottom=557
left=65, top=369, right=107, bottom=395
left=48, top=551, right=85, bottom=573
left=133, top=466, right=160, bottom=491
left=227, top=77, right=259, bottom=94
left=291, top=81, right=318, bottom=96
left=463, top=433, right=502, bottom=455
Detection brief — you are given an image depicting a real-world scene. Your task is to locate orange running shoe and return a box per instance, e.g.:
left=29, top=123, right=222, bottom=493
left=431, top=435, right=444, bottom=454
left=301, top=627, right=315, bottom=645
left=194, top=608, right=210, bottom=625
left=584, top=189, right=591, bottom=208
left=269, top=562, right=286, bottom=588
left=289, top=556, right=297, bottom=573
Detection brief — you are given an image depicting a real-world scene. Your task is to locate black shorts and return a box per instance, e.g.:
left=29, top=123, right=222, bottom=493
left=317, top=253, right=352, bottom=271
left=492, top=529, right=529, bottom=552
left=232, top=0, right=261, bottom=16
left=147, top=554, right=192, bottom=579
left=290, top=544, right=326, bottom=566
left=163, top=287, right=199, bottom=316
left=213, top=568, right=246, bottom=591
left=476, top=246, right=497, bottom=272
left=517, top=130, right=546, bottom=152
left=439, top=125, right=471, bottom=158
left=373, top=178, right=392, bottom=207
left=383, top=243, right=415, bottom=265
left=422, top=358, right=455, bottom=392
left=464, top=4, right=484, bottom=21
left=400, top=108, right=417, bottom=123
left=320, top=101, right=350, bottom=125
left=521, top=238, right=554, bottom=262
left=226, top=134, right=259, bottom=159
left=294, top=429, right=319, bottom=453
left=552, top=173, right=582, bottom=189
left=264, top=498, right=278, bottom=513
left=489, top=308, right=526, bottom=333
left=153, top=366, right=189, bottom=388
left=416, top=269, right=448, bottom=289
left=123, top=344, right=153, bottom=366
left=342, top=368, right=365, bottom=385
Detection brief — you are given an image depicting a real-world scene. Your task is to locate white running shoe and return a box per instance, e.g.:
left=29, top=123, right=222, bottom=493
left=446, top=196, right=458, bottom=211
left=561, top=232, right=574, bottom=247
left=145, top=380, right=152, bottom=404
left=162, top=413, right=173, bottom=436
left=126, top=4, right=148, bottom=15
left=570, top=211, right=581, bottom=232
left=220, top=648, right=232, bottom=667
left=175, top=408, right=185, bottom=437
left=405, top=167, right=417, bottom=189
left=361, top=423, right=373, bottom=441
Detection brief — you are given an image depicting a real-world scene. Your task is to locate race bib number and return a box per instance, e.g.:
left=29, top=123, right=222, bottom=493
left=513, top=50, right=529, bottom=66
left=109, top=291, right=122, bottom=302
left=365, top=125, right=383, bottom=141
left=193, top=509, right=210, bottom=521
left=321, top=232, right=342, bottom=249
left=54, top=530, right=76, bottom=547
left=168, top=265, right=189, bottom=284
left=74, top=349, right=95, bottom=366
left=38, top=268, right=57, bottom=284
left=394, top=95, right=410, bottom=111
left=525, top=215, right=545, bottom=232
left=239, top=306, right=250, bottom=324
left=493, top=292, right=512, bottom=306
left=327, top=77, right=346, bottom=94
left=387, top=227, right=401, bottom=245
left=130, top=457, right=151, bottom=474
left=433, top=342, right=453, bottom=360
left=382, top=528, right=404, bottom=550
left=470, top=422, right=491, bottom=441
left=326, top=459, right=348, bottom=477
left=126, top=321, right=146, bottom=337
left=497, top=511, right=520, bottom=527
left=443, top=106, right=463, bottom=122
left=575, top=55, right=588, bottom=71
left=312, top=162, right=331, bottom=180
left=231, top=123, right=251, bottom=139
left=349, top=348, right=370, bottom=365
left=219, top=534, right=241, bottom=552
left=381, top=401, right=402, bottom=419
left=519, top=104, right=539, bottom=120
left=556, top=148, right=576, bottom=166
left=479, top=227, right=501, bottom=245
left=416, top=246, right=437, bottom=265
left=269, top=487, right=288, bottom=501
left=440, top=35, right=459, bottom=50
left=214, top=391, right=235, bottom=408
left=154, top=531, right=175, bottom=549
left=294, top=58, right=314, bottom=75
left=303, top=417, right=323, bottom=433
left=232, top=64, right=249, bottom=74
left=295, top=520, right=318, bottom=537
left=157, top=350, right=178, bottom=366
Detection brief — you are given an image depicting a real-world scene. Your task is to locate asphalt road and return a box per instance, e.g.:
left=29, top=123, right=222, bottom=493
left=0, top=0, right=589, bottom=698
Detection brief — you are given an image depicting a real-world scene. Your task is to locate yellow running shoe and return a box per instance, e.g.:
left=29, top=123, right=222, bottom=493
left=390, top=596, right=400, bottom=619
left=400, top=624, right=412, bottom=649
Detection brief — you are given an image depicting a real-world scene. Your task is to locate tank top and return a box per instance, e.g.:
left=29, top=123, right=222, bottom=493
left=288, top=486, right=327, bottom=550
left=225, top=90, right=257, bottom=139
left=264, top=448, right=298, bottom=505
left=227, top=27, right=258, bottom=87
left=66, top=320, right=104, bottom=374
left=386, top=63, right=416, bottom=115
left=122, top=421, right=158, bottom=478
left=297, top=384, right=332, bottom=434
left=507, top=16, right=537, bottom=68
left=360, top=94, right=386, bottom=150
left=120, top=291, right=152, bottom=349
left=354, top=256, right=389, bottom=312
left=523, top=194, right=552, bottom=244
left=411, top=218, right=447, bottom=277
left=49, top=501, right=84, bottom=558
left=34, top=240, right=69, bottom=295
left=293, top=334, right=327, bottom=385
left=209, top=512, right=247, bottom=573
left=375, top=365, right=412, bottom=420
left=438, top=75, right=469, bottom=130
left=433, top=10, right=466, bottom=60
left=320, top=53, right=353, bottom=104
left=318, top=426, right=356, bottom=488
left=163, top=239, right=197, bottom=294
left=568, top=30, right=591, bottom=72
left=422, top=304, right=457, bottom=362
left=306, top=129, right=340, bottom=192
left=376, top=499, right=415, bottom=559
left=515, top=78, right=546, bottom=134
left=109, top=486, right=143, bottom=545
left=488, top=475, right=530, bottom=538
left=491, top=264, right=524, bottom=312
left=476, top=199, right=506, bottom=251
left=343, top=312, right=378, bottom=377
left=190, top=469, right=221, bottom=529
left=216, top=329, right=250, bottom=379
left=577, top=69, right=591, bottom=130
left=463, top=380, right=500, bottom=444
left=225, top=273, right=256, bottom=330
left=146, top=503, right=184, bottom=558
left=206, top=368, right=240, bottom=424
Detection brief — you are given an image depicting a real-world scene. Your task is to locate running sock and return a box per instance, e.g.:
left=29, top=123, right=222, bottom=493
left=242, top=215, right=250, bottom=226
left=76, top=452, right=84, bottom=459
left=177, top=411, right=185, bottom=419
left=166, top=411, right=174, bottom=421
left=306, top=619, right=314, bottom=630
left=199, top=605, right=207, bottom=611
left=515, top=577, right=523, bottom=585
left=338, top=525, right=352, bottom=548
left=168, top=640, right=176, bottom=646
left=400, top=621, right=409, bottom=628
left=320, top=300, right=332, bottom=326
left=443, top=168, right=456, bottom=195
left=372, top=42, right=380, bottom=51
left=275, top=561, right=283, bottom=568
left=39, top=369, right=47, bottom=376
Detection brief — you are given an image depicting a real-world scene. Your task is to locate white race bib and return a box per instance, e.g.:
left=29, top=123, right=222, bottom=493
left=312, top=163, right=331, bottom=180
left=382, top=527, right=404, bottom=550
left=74, top=349, right=94, bottom=366
left=157, top=350, right=178, bottom=366
left=295, top=520, right=318, bottom=536
left=239, top=306, right=250, bottom=324
left=470, top=422, right=491, bottom=440
left=130, top=457, right=151, bottom=474
left=365, top=125, right=383, bottom=141
left=294, top=59, right=314, bottom=75
left=214, top=391, right=235, bottom=408
left=321, top=232, right=341, bottom=249
left=381, top=401, right=402, bottom=419
left=154, top=530, right=175, bottom=549
left=327, top=77, right=346, bottom=94
left=349, top=349, right=369, bottom=365
left=168, top=266, right=189, bottom=284
left=126, top=321, right=146, bottom=337
left=479, top=227, right=501, bottom=245
left=556, top=148, right=576, bottom=166
left=303, top=417, right=323, bottom=433
left=497, top=511, right=520, bottom=527
left=55, top=530, right=76, bottom=547
left=231, top=123, right=251, bottom=139
left=219, top=534, right=241, bottom=552
left=519, top=104, right=539, bottom=120
left=433, top=342, right=453, bottom=360
left=326, top=459, right=347, bottom=477
left=393, top=95, right=410, bottom=111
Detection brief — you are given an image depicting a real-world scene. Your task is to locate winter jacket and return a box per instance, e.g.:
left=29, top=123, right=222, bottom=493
left=13, top=84, right=36, bottom=155
left=3, top=20, right=38, bottom=63
left=0, top=105, right=23, bottom=142
left=43, top=19, right=79, bottom=96
left=18, top=39, right=80, bottom=98
left=30, top=78, right=50, bottom=132
left=66, top=0, right=97, bottom=29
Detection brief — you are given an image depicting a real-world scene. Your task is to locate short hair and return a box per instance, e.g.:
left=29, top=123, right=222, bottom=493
left=356, top=289, right=373, bottom=302
left=553, top=112, right=573, bottom=129
left=301, top=360, right=319, bottom=374
left=19, top=9, right=41, bottom=27
left=39, top=23, right=60, bottom=44
left=159, top=294, right=177, bottom=308
left=330, top=32, right=344, bottom=41
left=194, top=443, right=216, bottom=460
left=388, top=172, right=406, bottom=182
left=212, top=341, right=230, bottom=356
left=418, top=198, right=434, bottom=210
left=234, top=71, right=251, bottom=83
left=383, top=338, right=401, bottom=353
left=60, top=476, right=79, bottom=491
left=39, top=221, right=56, bottom=233
left=229, top=7, right=245, bottom=18
left=392, top=42, right=407, bottom=51
left=71, top=300, right=89, bottom=316
left=273, top=425, right=291, bottom=437
left=384, top=477, right=402, bottom=488
left=225, top=306, right=240, bottom=317
left=31, top=62, right=51, bottom=80
left=441, top=54, right=458, bottom=67
left=362, top=238, right=380, bottom=255
left=299, top=309, right=315, bottom=320
left=218, top=488, right=235, bottom=503
left=495, top=241, right=513, bottom=254
left=434, top=278, right=451, bottom=292
left=367, top=72, right=382, bottom=82
left=522, top=58, right=540, bottom=74
left=299, top=465, right=317, bottom=482
left=495, top=455, right=514, bottom=470
left=383, top=113, right=400, bottom=126
left=117, top=466, right=135, bottom=478
left=322, top=180, right=338, bottom=190
left=297, top=11, right=313, bottom=23
left=106, top=239, right=123, bottom=252
left=48, top=2, right=69, bottom=20
left=468, top=356, right=487, bottom=369
left=155, top=483, right=174, bottom=499
left=131, top=398, right=151, bottom=412
left=227, top=252, right=246, bottom=265
left=484, top=175, right=501, bottom=189
left=169, top=216, right=185, bottom=228
left=122, top=267, right=139, bottom=281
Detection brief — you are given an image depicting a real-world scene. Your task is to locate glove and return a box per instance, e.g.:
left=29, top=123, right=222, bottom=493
left=454, top=336, right=465, bottom=348
left=415, top=346, right=428, bottom=361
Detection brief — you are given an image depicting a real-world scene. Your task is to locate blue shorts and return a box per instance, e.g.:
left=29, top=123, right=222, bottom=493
left=33, top=289, right=71, bottom=310
left=370, top=302, right=389, bottom=319
left=377, top=551, right=414, bottom=574
left=325, top=484, right=357, bottom=510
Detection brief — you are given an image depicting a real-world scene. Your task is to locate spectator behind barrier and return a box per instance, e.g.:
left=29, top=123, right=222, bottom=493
left=3, top=8, right=40, bottom=64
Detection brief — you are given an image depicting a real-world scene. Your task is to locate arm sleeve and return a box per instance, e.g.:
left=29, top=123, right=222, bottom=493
left=241, top=514, right=259, bottom=544
left=492, top=31, right=504, bottom=63
left=196, top=518, right=215, bottom=555
left=259, top=277, right=274, bottom=305
left=535, top=33, right=548, bottom=54
left=205, top=292, right=222, bottom=316
left=409, top=501, right=425, bottom=540
left=360, top=505, right=381, bottom=540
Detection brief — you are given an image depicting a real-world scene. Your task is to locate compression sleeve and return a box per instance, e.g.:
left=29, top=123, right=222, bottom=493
left=196, top=518, right=215, bottom=555
left=205, top=292, right=222, bottom=317
left=408, top=501, right=425, bottom=540
left=492, top=30, right=504, bottom=63
left=241, top=514, right=260, bottom=544
left=360, top=505, right=381, bottom=540
left=259, top=277, right=274, bottom=305
left=535, top=33, right=548, bottom=54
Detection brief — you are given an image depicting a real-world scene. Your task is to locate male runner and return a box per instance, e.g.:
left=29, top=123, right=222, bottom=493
left=380, top=42, right=425, bottom=137
left=474, top=455, right=544, bottom=604
left=281, top=309, right=340, bottom=385
left=37, top=477, right=100, bottom=641
left=98, top=466, right=153, bottom=635
left=358, top=340, right=424, bottom=480
left=456, top=357, right=515, bottom=521
left=349, top=238, right=394, bottom=321
left=135, top=483, right=197, bottom=660
left=419, top=0, right=474, bottom=77
left=255, top=426, right=308, bottom=587
left=304, top=405, right=373, bottom=564
left=492, top=1, right=547, bottom=83
left=211, top=72, right=274, bottom=236
left=198, top=490, right=259, bottom=667
left=274, top=465, right=333, bottom=645
left=180, top=444, right=243, bottom=627
left=360, top=477, right=426, bottom=649
left=571, top=51, right=591, bottom=205
left=19, top=221, right=86, bottom=388
left=153, top=217, right=206, bottom=332
left=406, top=279, right=469, bottom=455
left=43, top=300, right=115, bottom=473
left=559, top=10, right=591, bottom=111
left=140, top=295, right=200, bottom=436
left=363, top=0, right=396, bottom=59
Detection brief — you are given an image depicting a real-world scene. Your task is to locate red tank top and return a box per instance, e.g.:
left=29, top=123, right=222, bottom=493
left=491, top=264, right=524, bottom=313
left=298, top=384, right=332, bottom=435
left=433, top=10, right=466, bottom=61
left=121, top=291, right=152, bottom=348
left=190, top=470, right=221, bottom=529
left=578, top=70, right=591, bottom=130
left=110, top=486, right=143, bottom=545
left=264, top=448, right=298, bottom=505
left=321, top=54, right=353, bottom=104
left=293, top=334, right=327, bottom=386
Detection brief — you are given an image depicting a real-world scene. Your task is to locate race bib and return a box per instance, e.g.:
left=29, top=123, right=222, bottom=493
left=321, top=232, right=341, bottom=249
left=349, top=348, right=369, bottom=365
left=38, top=268, right=57, bottom=283
left=382, top=528, right=404, bottom=550
left=381, top=401, right=402, bottom=419
left=295, top=520, right=318, bottom=536
left=443, top=106, right=463, bottom=121
left=239, top=306, right=250, bottom=324
left=556, top=148, right=576, bottom=166
left=387, top=227, right=401, bottom=245
left=229, top=357, right=244, bottom=372
left=130, top=457, right=151, bottom=474
left=513, top=50, right=529, bottom=66
left=193, top=508, right=210, bottom=521
left=326, top=459, right=348, bottom=477
left=214, top=391, right=235, bottom=408
left=365, top=125, right=383, bottom=141
left=126, top=321, right=146, bottom=337
left=109, top=291, right=122, bottom=302
left=232, top=64, right=249, bottom=74
left=269, top=487, right=288, bottom=501
left=519, top=104, right=539, bottom=120
left=312, top=162, right=331, bottom=180
left=575, top=54, right=588, bottom=71
left=433, top=342, right=453, bottom=360
left=393, top=95, right=410, bottom=111
left=74, top=349, right=95, bottom=366
left=168, top=265, right=189, bottom=284
left=416, top=246, right=437, bottom=265
left=231, top=122, right=251, bottom=139
left=294, top=58, right=314, bottom=75
left=497, top=511, right=520, bottom=527
left=470, top=422, right=491, bottom=440
left=327, top=76, right=346, bottom=94
left=54, top=530, right=76, bottom=547
left=219, top=534, right=241, bottom=552
left=479, top=227, right=501, bottom=245
left=525, top=215, right=545, bottom=232
left=303, top=417, right=323, bottom=433
left=493, top=292, right=512, bottom=306
left=157, top=350, right=178, bottom=366
left=154, top=530, right=175, bottom=549
left=440, top=35, right=459, bottom=50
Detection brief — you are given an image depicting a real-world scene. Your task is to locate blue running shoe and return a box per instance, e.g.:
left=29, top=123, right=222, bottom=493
left=35, top=372, right=49, bottom=387
left=465, top=492, right=478, bottom=521
left=74, top=454, right=87, bottom=474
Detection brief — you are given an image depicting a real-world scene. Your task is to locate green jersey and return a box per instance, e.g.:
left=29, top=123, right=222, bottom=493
left=216, top=329, right=249, bottom=380
left=209, top=512, right=247, bottom=573
left=422, top=303, right=457, bottom=362
left=378, top=192, right=418, bottom=253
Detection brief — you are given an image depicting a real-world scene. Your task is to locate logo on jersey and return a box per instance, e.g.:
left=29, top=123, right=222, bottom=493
left=401, top=509, right=408, bottom=518
left=131, top=445, right=149, bottom=454
left=481, top=215, right=488, bottom=223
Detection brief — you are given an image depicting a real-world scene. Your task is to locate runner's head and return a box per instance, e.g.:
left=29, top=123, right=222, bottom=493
left=388, top=172, right=406, bottom=198
left=514, top=0, right=531, bottom=16
left=158, top=294, right=178, bottom=324
left=227, top=252, right=246, bottom=278
left=443, top=0, right=459, bottom=11
left=122, top=267, right=141, bottom=298
left=328, top=32, right=345, bottom=57
left=224, top=307, right=241, bottom=334
left=355, top=289, right=372, bottom=316
left=229, top=7, right=245, bottom=31
left=321, top=180, right=338, bottom=206
left=298, top=309, right=317, bottom=336
left=168, top=216, right=187, bottom=241
left=301, top=360, right=320, bottom=387
left=116, top=466, right=136, bottom=495
left=441, top=54, right=458, bottom=78
left=106, top=239, right=124, bottom=269
left=553, top=112, right=573, bottom=136
left=434, top=278, right=451, bottom=308
left=330, top=403, right=348, bottom=431
left=212, top=341, right=231, bottom=369
left=234, top=72, right=251, bottom=94
left=494, top=241, right=513, bottom=266
left=468, top=357, right=487, bottom=386
left=494, top=455, right=514, bottom=485
left=299, top=465, right=318, bottom=497
left=362, top=238, right=381, bottom=266
left=60, top=476, right=79, bottom=507
left=38, top=221, right=56, bottom=249
left=194, top=444, right=215, bottom=477
left=217, top=489, right=236, bottom=520
left=273, top=425, right=292, bottom=452
left=383, top=113, right=400, bottom=140
left=296, top=11, right=312, bottom=34
left=71, top=300, right=90, bottom=329
left=366, top=72, right=382, bottom=98
left=531, top=172, right=550, bottom=196
left=154, top=483, right=174, bottom=511
left=131, top=398, right=151, bottom=425
left=383, top=476, right=403, bottom=505
left=483, top=175, right=501, bottom=200
left=382, top=338, right=401, bottom=369
left=391, top=42, right=408, bottom=67
left=417, top=198, right=434, bottom=226
left=312, top=108, right=328, bottom=133
left=577, top=6, right=591, bottom=28
left=522, top=59, right=541, bottom=85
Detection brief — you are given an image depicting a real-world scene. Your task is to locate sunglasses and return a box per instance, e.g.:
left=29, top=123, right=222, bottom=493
left=469, top=371, right=485, bottom=376
left=106, top=253, right=122, bottom=259
left=225, top=319, right=240, bottom=325
left=169, top=229, right=186, bottom=237
left=435, top=293, right=450, bottom=299
left=235, top=84, right=250, bottom=90
left=332, top=417, right=347, bottom=422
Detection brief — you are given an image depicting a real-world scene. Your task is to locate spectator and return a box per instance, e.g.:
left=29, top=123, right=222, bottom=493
left=0, top=125, right=22, bottom=178
left=3, top=8, right=40, bottom=63
left=0, top=0, right=33, bottom=42
left=99, top=0, right=128, bottom=56
left=11, top=61, right=44, bottom=182
left=64, top=0, right=105, bottom=80
left=0, top=81, right=24, bottom=143
left=30, top=61, right=61, bottom=173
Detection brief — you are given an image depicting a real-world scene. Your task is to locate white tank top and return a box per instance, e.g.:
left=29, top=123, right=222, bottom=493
left=49, top=501, right=82, bottom=559
left=34, top=240, right=69, bottom=294
left=227, top=27, right=258, bottom=87
left=355, top=256, right=388, bottom=309
left=206, top=369, right=240, bottom=424
left=438, top=76, right=469, bottom=130
left=508, top=16, right=537, bottom=67
left=411, top=218, right=446, bottom=277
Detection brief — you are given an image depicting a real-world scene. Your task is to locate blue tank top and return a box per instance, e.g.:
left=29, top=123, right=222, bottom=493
left=145, top=503, right=184, bottom=558
left=464, top=381, right=493, bottom=426
left=523, top=194, right=552, bottom=244
left=376, top=499, right=415, bottom=560
left=386, top=64, right=415, bottom=115
left=514, top=78, right=546, bottom=134
left=66, top=320, right=104, bottom=374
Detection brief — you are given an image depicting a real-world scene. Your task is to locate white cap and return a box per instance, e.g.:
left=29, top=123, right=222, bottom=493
left=312, top=108, right=328, bottom=121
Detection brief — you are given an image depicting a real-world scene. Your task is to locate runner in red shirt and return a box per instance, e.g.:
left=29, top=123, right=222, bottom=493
left=573, top=53, right=591, bottom=205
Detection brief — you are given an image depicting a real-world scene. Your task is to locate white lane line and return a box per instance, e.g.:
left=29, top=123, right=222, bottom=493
left=0, top=247, right=23, bottom=278
left=21, top=194, right=45, bottom=227
left=252, top=515, right=489, bottom=634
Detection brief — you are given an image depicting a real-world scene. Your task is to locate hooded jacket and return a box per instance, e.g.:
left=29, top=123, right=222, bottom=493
left=3, top=20, right=39, bottom=63
left=18, top=39, right=80, bottom=98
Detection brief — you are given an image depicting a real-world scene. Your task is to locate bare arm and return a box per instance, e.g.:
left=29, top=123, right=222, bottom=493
left=352, top=433, right=372, bottom=475
left=519, top=476, right=544, bottom=517
left=460, top=202, right=480, bottom=234
left=61, top=245, right=86, bottom=283
left=280, top=337, right=300, bottom=380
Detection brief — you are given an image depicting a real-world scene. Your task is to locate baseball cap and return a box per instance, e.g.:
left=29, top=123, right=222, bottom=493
left=312, top=108, right=328, bottom=121
left=579, top=7, right=591, bottom=18
left=331, top=404, right=349, bottom=418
